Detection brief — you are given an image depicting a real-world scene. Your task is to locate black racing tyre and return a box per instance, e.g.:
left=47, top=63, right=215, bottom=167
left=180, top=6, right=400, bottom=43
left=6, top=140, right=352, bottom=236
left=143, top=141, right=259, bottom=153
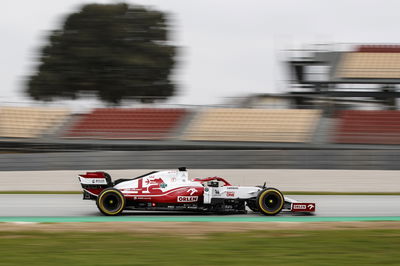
left=256, top=188, right=284, bottom=216
left=96, top=188, right=126, bottom=216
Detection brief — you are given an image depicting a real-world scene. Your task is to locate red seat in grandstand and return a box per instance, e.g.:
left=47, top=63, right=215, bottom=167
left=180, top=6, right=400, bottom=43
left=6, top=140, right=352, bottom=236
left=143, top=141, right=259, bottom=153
left=334, top=110, right=400, bottom=144
left=357, top=45, right=400, bottom=53
left=65, top=108, right=186, bottom=139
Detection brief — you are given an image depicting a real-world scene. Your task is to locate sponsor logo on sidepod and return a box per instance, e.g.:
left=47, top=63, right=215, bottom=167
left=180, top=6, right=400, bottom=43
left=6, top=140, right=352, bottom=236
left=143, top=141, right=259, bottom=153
left=177, top=196, right=198, bottom=202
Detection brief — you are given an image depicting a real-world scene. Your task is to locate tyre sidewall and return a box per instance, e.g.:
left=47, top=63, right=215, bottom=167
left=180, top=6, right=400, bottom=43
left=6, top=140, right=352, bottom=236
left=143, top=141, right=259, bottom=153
left=96, top=188, right=126, bottom=216
left=256, top=188, right=284, bottom=216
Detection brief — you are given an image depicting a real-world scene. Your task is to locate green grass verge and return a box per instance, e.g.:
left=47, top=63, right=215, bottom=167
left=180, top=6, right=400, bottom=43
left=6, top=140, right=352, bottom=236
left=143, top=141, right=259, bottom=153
left=1, top=230, right=400, bottom=265
left=1, top=190, right=400, bottom=195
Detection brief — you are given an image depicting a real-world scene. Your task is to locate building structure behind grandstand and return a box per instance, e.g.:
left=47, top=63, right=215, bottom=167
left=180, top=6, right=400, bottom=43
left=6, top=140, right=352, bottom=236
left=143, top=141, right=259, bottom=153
left=2, top=44, right=400, bottom=170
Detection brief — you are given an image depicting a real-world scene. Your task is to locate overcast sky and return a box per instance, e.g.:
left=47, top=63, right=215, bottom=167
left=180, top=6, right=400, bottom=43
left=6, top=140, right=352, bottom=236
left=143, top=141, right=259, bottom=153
left=2, top=0, right=400, bottom=106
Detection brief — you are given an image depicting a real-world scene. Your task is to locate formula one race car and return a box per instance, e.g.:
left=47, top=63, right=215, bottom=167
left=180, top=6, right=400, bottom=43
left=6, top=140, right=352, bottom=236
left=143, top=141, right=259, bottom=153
left=78, top=167, right=315, bottom=216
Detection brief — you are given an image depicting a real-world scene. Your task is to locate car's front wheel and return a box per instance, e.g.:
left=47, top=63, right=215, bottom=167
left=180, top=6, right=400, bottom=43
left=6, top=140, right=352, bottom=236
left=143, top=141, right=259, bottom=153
left=256, top=188, right=284, bottom=216
left=96, top=188, right=126, bottom=216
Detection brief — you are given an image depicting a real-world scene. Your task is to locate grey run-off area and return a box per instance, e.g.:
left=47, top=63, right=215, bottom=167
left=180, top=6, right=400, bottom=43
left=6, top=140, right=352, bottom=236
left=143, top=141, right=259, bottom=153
left=1, top=169, right=399, bottom=192
left=1, top=194, right=399, bottom=217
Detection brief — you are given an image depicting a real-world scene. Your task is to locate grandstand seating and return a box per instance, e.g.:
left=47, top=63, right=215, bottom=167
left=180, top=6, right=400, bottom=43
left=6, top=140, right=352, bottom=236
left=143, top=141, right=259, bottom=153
left=334, top=110, right=400, bottom=144
left=337, top=52, right=400, bottom=79
left=357, top=45, right=400, bottom=53
left=65, top=108, right=187, bottom=139
left=183, top=108, right=321, bottom=142
left=0, top=107, right=69, bottom=138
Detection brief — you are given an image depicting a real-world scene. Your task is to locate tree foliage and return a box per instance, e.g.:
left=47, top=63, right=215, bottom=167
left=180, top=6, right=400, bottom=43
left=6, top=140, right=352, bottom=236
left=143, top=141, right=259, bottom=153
left=27, top=3, right=176, bottom=104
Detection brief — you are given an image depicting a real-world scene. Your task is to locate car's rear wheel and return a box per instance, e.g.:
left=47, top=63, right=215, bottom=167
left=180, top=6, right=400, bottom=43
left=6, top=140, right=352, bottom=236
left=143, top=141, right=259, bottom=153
left=256, top=188, right=284, bottom=216
left=96, top=188, right=126, bottom=216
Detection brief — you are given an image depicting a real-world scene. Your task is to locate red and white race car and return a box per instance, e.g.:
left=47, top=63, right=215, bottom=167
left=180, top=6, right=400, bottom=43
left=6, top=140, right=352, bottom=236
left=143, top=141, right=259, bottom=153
left=78, top=167, right=315, bottom=216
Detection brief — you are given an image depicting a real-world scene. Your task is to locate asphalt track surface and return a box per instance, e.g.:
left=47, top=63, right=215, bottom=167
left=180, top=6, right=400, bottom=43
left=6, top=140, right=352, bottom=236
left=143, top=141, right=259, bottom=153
left=1, top=194, right=400, bottom=219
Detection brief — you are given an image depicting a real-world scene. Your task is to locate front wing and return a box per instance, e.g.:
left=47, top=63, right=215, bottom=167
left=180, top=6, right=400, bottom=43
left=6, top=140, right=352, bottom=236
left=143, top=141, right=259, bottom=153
left=284, top=196, right=316, bottom=213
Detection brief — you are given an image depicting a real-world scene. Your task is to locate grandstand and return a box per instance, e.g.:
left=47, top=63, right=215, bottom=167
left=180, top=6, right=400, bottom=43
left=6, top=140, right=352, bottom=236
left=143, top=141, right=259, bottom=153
left=0, top=106, right=322, bottom=143
left=0, top=107, right=69, bottom=138
left=65, top=108, right=187, bottom=139
left=337, top=46, right=400, bottom=79
left=287, top=44, right=400, bottom=110
left=0, top=103, right=398, bottom=146
left=334, top=110, right=400, bottom=144
left=184, top=108, right=321, bottom=142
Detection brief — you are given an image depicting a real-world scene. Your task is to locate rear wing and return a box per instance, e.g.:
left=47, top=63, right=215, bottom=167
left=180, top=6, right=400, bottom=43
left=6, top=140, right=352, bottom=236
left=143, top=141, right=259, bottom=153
left=78, top=172, right=112, bottom=199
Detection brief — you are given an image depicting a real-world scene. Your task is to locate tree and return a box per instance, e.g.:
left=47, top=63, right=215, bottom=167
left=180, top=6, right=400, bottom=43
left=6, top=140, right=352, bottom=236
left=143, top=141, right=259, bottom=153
left=27, top=3, right=176, bottom=104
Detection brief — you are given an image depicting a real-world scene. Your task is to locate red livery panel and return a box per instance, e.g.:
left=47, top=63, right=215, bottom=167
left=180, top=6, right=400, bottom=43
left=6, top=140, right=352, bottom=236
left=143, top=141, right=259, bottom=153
left=80, top=172, right=107, bottom=178
left=122, top=186, right=204, bottom=203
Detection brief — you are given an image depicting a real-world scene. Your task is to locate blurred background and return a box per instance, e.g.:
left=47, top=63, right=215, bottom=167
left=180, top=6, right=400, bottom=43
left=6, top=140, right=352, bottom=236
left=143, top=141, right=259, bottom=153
left=2, top=0, right=400, bottom=172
